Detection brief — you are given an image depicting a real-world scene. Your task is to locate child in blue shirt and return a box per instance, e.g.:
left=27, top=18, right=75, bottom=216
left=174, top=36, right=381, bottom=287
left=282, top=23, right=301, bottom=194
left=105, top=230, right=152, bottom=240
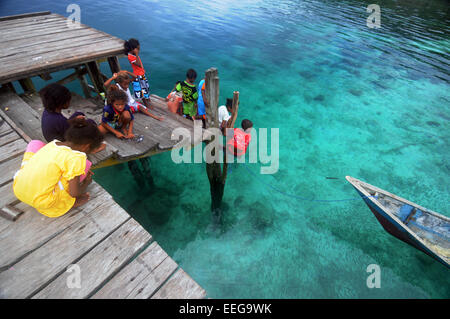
left=98, top=87, right=135, bottom=139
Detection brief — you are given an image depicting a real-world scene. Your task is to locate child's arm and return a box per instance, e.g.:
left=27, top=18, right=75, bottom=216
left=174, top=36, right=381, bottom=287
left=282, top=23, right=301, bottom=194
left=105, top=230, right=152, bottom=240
left=132, top=55, right=144, bottom=69
left=68, top=171, right=92, bottom=198
left=104, top=73, right=118, bottom=89
left=100, top=122, right=125, bottom=139
left=125, top=120, right=135, bottom=139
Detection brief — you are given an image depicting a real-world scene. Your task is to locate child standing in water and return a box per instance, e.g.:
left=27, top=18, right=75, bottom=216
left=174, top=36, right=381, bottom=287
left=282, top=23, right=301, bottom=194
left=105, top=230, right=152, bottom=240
left=13, top=119, right=104, bottom=218
left=104, top=71, right=163, bottom=121
left=124, top=38, right=152, bottom=109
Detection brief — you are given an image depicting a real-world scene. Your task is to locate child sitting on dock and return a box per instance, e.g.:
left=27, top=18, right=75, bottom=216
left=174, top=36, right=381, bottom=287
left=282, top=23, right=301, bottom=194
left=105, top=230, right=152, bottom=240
left=104, top=71, right=163, bottom=121
left=124, top=38, right=152, bottom=109
left=173, top=69, right=199, bottom=120
left=98, top=88, right=135, bottom=139
left=40, top=83, right=102, bottom=149
left=13, top=118, right=104, bottom=218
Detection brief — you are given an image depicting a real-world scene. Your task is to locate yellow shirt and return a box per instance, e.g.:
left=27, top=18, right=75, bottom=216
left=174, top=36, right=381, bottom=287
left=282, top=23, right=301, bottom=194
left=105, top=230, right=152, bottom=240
left=13, top=141, right=87, bottom=218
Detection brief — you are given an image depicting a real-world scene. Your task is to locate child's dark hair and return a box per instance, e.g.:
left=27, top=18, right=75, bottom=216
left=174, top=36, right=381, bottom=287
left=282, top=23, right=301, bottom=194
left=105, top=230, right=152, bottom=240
left=242, top=119, right=253, bottom=131
left=39, top=83, right=71, bottom=112
left=107, top=86, right=128, bottom=105
left=226, top=98, right=233, bottom=109
left=186, top=69, right=197, bottom=80
left=124, top=38, right=140, bottom=53
left=64, top=118, right=104, bottom=152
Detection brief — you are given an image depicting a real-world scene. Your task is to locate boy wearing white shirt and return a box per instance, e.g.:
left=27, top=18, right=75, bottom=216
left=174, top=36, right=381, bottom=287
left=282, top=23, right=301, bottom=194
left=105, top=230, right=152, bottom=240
left=218, top=98, right=233, bottom=134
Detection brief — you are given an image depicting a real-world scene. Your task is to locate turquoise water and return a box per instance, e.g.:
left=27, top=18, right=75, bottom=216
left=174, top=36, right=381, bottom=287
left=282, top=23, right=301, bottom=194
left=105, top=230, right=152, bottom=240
left=2, top=0, right=449, bottom=298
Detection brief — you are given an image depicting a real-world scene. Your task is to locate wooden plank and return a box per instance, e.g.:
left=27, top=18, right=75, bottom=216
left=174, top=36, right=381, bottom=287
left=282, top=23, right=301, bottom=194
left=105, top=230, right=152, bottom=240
left=0, top=138, right=27, bottom=164
left=0, top=28, right=98, bottom=53
left=92, top=242, right=178, bottom=299
left=0, top=185, right=110, bottom=270
left=0, top=42, right=123, bottom=84
left=0, top=17, right=64, bottom=31
left=0, top=109, right=32, bottom=143
left=151, top=268, right=206, bottom=299
left=0, top=36, right=118, bottom=64
left=0, top=11, right=51, bottom=22
left=33, top=219, right=152, bottom=299
left=108, top=56, right=121, bottom=74
left=0, top=204, right=23, bottom=221
left=0, top=90, right=44, bottom=141
left=0, top=130, right=21, bottom=147
left=0, top=182, right=18, bottom=209
left=0, top=156, right=21, bottom=186
left=0, top=15, right=58, bottom=29
left=1, top=21, right=76, bottom=41
left=0, top=197, right=130, bottom=298
left=0, top=118, right=13, bottom=135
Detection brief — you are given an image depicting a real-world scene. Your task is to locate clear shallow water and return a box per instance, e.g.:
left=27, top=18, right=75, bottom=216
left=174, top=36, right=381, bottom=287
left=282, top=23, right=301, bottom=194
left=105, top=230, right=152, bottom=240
left=2, top=0, right=449, bottom=298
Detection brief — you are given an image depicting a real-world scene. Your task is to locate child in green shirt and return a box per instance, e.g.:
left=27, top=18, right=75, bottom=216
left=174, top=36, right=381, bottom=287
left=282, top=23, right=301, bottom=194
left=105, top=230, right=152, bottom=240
left=175, top=69, right=198, bottom=120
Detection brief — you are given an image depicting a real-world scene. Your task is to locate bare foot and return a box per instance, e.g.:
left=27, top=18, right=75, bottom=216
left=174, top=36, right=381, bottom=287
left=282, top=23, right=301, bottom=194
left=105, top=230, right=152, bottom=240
left=73, top=193, right=90, bottom=208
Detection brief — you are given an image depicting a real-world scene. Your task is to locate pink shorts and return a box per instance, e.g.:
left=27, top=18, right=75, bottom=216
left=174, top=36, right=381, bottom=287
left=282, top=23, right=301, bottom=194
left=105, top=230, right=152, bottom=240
left=26, top=140, right=92, bottom=182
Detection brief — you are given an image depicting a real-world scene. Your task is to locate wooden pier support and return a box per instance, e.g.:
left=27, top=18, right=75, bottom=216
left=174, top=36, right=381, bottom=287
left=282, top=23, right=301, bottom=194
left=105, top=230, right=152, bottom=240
left=204, top=68, right=240, bottom=215
left=86, top=61, right=106, bottom=95
left=18, top=78, right=36, bottom=94
left=108, top=56, right=121, bottom=74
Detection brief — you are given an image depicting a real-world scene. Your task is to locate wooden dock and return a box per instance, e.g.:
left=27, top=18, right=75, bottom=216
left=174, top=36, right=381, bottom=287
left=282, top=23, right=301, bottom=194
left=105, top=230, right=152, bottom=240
left=0, top=115, right=206, bottom=299
left=0, top=11, right=206, bottom=299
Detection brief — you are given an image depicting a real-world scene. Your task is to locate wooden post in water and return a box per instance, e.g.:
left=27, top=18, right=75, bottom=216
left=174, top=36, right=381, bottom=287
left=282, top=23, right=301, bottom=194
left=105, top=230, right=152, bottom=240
left=204, top=68, right=239, bottom=215
left=86, top=61, right=106, bottom=95
left=18, top=78, right=36, bottom=94
left=108, top=56, right=121, bottom=74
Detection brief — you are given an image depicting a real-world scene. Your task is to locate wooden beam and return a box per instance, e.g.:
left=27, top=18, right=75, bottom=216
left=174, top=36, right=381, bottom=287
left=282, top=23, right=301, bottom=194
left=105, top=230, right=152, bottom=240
left=18, top=78, right=36, bottom=94
left=1, top=82, right=16, bottom=94
left=108, top=56, right=121, bottom=74
left=86, top=61, right=106, bottom=94
left=56, top=67, right=87, bottom=86
left=76, top=66, right=91, bottom=98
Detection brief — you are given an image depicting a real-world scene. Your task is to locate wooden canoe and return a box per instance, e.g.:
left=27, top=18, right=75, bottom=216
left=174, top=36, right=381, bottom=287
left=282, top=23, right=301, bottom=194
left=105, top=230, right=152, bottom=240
left=346, top=176, right=449, bottom=268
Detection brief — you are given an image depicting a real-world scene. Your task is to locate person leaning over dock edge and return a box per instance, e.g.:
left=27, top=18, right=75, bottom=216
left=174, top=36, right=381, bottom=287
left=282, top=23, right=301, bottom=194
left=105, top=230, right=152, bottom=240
left=124, top=38, right=152, bottom=109
left=98, top=88, right=135, bottom=139
left=225, top=119, right=253, bottom=157
left=218, top=98, right=233, bottom=134
left=40, top=83, right=105, bottom=151
left=13, top=118, right=104, bottom=217
left=174, top=69, right=199, bottom=120
left=104, top=71, right=163, bottom=121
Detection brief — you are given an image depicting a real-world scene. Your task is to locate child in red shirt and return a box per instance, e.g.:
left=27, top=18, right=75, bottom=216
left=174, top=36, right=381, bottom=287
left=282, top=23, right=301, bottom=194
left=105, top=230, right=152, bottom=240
left=124, top=38, right=152, bottom=109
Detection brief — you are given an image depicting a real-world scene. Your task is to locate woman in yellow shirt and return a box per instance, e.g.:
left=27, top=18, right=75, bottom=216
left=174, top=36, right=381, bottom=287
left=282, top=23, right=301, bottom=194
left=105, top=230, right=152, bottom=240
left=13, top=118, right=104, bottom=218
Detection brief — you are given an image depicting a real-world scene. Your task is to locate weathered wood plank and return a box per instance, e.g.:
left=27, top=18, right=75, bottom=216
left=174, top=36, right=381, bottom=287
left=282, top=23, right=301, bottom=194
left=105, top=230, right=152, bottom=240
left=0, top=138, right=27, bottom=164
left=0, top=182, right=18, bottom=209
left=0, top=11, right=51, bottom=22
left=0, top=131, right=20, bottom=147
left=0, top=37, right=121, bottom=65
left=0, top=197, right=130, bottom=298
left=33, top=219, right=152, bottom=299
left=0, top=119, right=13, bottom=136
left=0, top=155, right=21, bottom=186
left=92, top=241, right=177, bottom=299
left=0, top=90, right=44, bottom=141
left=1, top=21, right=77, bottom=41
left=0, top=17, right=64, bottom=31
left=151, top=268, right=206, bottom=299
left=0, top=42, right=123, bottom=84
left=0, top=29, right=98, bottom=53
left=0, top=185, right=111, bottom=270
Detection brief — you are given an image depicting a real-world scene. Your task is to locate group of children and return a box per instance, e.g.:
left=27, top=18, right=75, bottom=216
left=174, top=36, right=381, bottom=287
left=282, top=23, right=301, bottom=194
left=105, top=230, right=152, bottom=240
left=12, top=37, right=253, bottom=219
